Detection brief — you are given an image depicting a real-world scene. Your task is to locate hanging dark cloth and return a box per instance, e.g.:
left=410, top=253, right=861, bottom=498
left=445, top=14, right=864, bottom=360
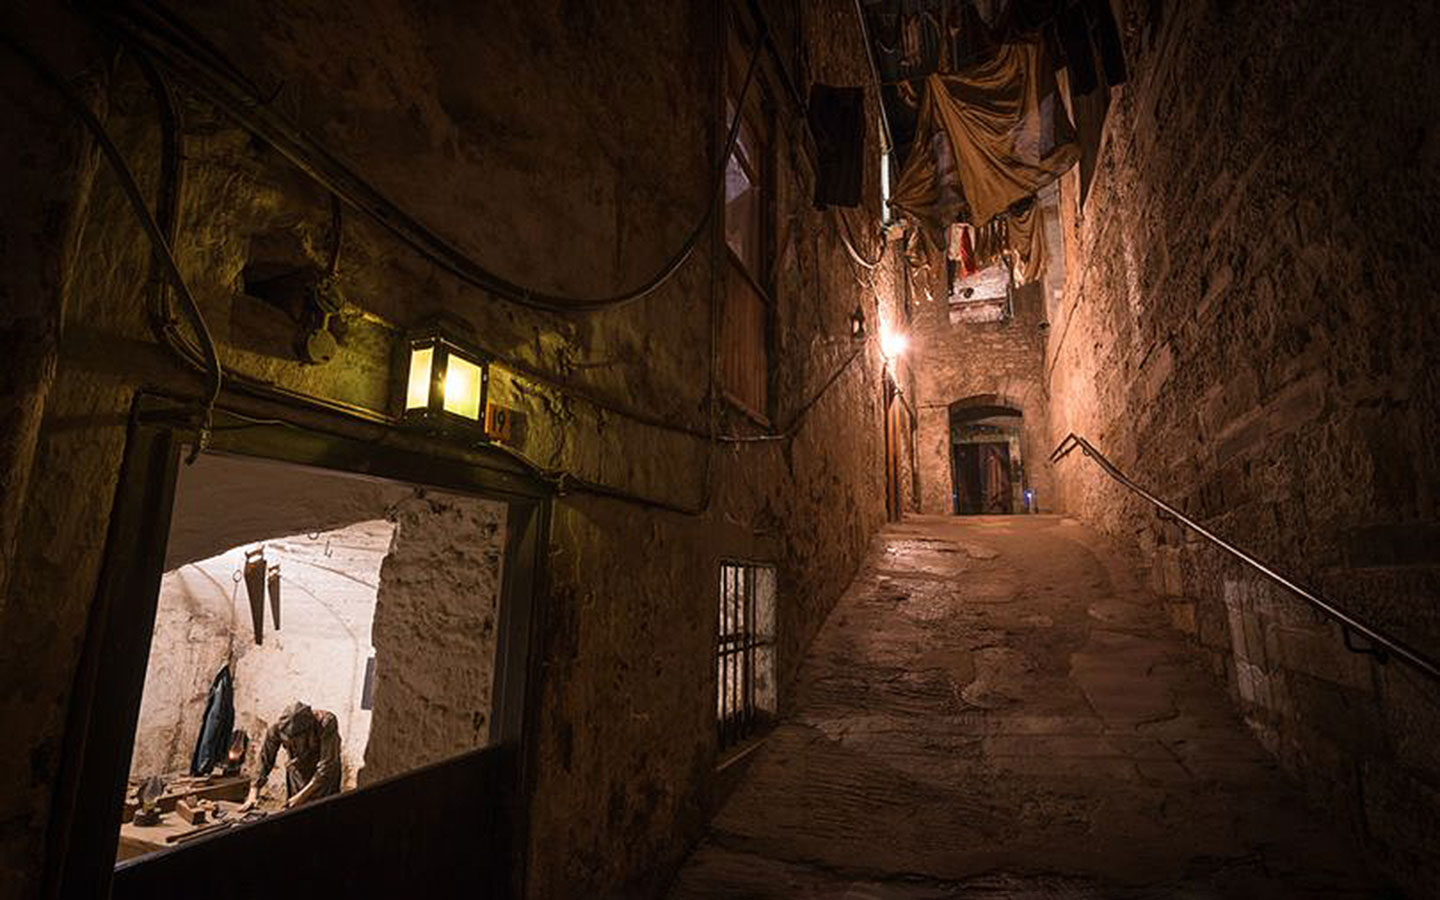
left=946, top=0, right=1000, bottom=71
left=1056, top=0, right=1127, bottom=96
left=1056, top=3, right=1099, bottom=94
left=190, top=665, right=235, bottom=776
left=1088, top=0, right=1126, bottom=87
left=808, top=84, right=866, bottom=209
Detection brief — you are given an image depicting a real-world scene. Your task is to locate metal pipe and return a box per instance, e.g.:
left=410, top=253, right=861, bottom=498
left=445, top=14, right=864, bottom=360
left=1050, top=433, right=1440, bottom=683
left=852, top=0, right=893, bottom=155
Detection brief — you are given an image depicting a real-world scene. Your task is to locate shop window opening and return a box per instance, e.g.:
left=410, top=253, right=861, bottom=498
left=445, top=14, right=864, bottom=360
left=116, top=451, right=508, bottom=865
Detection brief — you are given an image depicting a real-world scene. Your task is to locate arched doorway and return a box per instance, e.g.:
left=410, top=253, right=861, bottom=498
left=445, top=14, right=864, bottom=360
left=949, top=396, right=1028, bottom=515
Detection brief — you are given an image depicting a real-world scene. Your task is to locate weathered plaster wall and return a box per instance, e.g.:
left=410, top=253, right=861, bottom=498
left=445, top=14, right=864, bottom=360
left=1044, top=1, right=1440, bottom=893
left=911, top=265, right=1053, bottom=515
left=0, top=2, right=899, bottom=897
left=164, top=452, right=414, bottom=571
left=362, top=491, right=506, bottom=785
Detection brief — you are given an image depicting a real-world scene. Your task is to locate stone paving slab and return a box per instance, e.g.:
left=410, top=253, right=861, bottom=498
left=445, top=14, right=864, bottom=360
left=668, top=516, right=1396, bottom=898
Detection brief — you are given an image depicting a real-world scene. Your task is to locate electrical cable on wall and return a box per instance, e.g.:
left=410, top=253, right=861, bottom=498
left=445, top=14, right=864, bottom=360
left=3, top=29, right=876, bottom=515
left=97, top=2, right=768, bottom=315
left=105, top=9, right=800, bottom=447
left=836, top=208, right=884, bottom=270
left=129, top=42, right=720, bottom=447
left=13, top=34, right=712, bottom=514
left=109, top=7, right=885, bottom=448
left=1, top=32, right=224, bottom=460
left=717, top=347, right=865, bottom=444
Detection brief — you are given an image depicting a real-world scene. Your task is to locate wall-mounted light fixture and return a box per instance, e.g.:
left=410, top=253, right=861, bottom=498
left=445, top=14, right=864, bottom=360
left=401, top=319, right=489, bottom=435
left=879, top=324, right=908, bottom=362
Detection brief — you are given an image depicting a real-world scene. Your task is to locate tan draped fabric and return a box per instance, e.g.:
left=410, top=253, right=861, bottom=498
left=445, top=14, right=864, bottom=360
left=1005, top=200, right=1046, bottom=285
left=892, top=39, right=1077, bottom=235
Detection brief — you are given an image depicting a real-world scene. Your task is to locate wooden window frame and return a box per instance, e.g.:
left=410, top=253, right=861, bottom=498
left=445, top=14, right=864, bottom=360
left=719, top=16, right=777, bottom=424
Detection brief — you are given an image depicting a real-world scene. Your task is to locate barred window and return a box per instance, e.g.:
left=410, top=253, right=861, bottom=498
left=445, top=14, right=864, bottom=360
left=717, top=561, right=777, bottom=750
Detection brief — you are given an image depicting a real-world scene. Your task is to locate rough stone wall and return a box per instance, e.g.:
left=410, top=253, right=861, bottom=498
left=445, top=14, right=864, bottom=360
left=910, top=263, right=1053, bottom=515
left=362, top=491, right=506, bottom=785
left=1044, top=1, right=1440, bottom=893
left=0, top=2, right=899, bottom=897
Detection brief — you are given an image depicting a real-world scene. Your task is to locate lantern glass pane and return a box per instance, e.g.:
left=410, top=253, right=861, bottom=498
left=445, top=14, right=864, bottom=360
left=442, top=353, right=483, bottom=421
left=405, top=346, right=434, bottom=410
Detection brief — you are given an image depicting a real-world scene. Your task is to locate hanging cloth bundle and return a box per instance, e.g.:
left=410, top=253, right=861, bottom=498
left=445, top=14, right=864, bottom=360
left=190, top=664, right=235, bottom=776
left=892, top=36, right=1077, bottom=239
left=948, top=223, right=980, bottom=277
left=243, top=548, right=266, bottom=645
left=1003, top=198, right=1047, bottom=285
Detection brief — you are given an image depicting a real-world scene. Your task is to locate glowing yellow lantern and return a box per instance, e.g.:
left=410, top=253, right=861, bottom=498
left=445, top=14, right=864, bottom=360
left=401, top=322, right=489, bottom=433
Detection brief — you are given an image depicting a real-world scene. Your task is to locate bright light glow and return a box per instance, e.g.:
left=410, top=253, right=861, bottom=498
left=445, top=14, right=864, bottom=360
left=405, top=346, right=434, bottom=410
left=880, top=326, right=908, bottom=361
left=442, top=353, right=483, bottom=420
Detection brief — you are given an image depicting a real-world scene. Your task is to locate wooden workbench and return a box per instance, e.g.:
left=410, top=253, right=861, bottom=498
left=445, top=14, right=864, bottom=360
left=116, top=774, right=253, bottom=862
left=118, top=800, right=252, bottom=861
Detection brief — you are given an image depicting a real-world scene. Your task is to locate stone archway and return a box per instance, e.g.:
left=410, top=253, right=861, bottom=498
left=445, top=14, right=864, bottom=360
left=948, top=396, right=1026, bottom=515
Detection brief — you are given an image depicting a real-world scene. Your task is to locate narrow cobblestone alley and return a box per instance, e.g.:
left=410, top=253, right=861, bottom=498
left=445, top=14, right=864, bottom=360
left=669, top=516, right=1390, bottom=899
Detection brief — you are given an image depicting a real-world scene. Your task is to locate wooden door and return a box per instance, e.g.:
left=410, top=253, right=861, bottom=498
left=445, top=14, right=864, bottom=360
left=980, top=442, right=1012, bottom=513
left=884, top=386, right=903, bottom=521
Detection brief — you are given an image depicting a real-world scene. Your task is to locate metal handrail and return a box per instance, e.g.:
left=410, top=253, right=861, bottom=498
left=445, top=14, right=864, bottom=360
left=1050, top=433, right=1440, bottom=683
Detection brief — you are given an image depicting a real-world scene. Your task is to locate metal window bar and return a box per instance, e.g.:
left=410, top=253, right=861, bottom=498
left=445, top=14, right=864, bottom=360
left=718, top=562, right=772, bottom=748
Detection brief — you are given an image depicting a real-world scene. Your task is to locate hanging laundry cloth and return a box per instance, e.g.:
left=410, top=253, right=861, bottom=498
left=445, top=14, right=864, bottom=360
left=891, top=124, right=968, bottom=252
left=190, top=664, right=235, bottom=776
left=973, top=217, right=1008, bottom=266
left=947, top=223, right=980, bottom=277
left=1004, top=198, right=1047, bottom=285
left=892, top=36, right=1076, bottom=236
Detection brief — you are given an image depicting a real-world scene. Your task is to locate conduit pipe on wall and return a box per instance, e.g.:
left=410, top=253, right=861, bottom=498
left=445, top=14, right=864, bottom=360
left=851, top=0, right=893, bottom=156
left=100, top=12, right=763, bottom=449
left=126, top=44, right=725, bottom=451
left=717, top=348, right=866, bottom=443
